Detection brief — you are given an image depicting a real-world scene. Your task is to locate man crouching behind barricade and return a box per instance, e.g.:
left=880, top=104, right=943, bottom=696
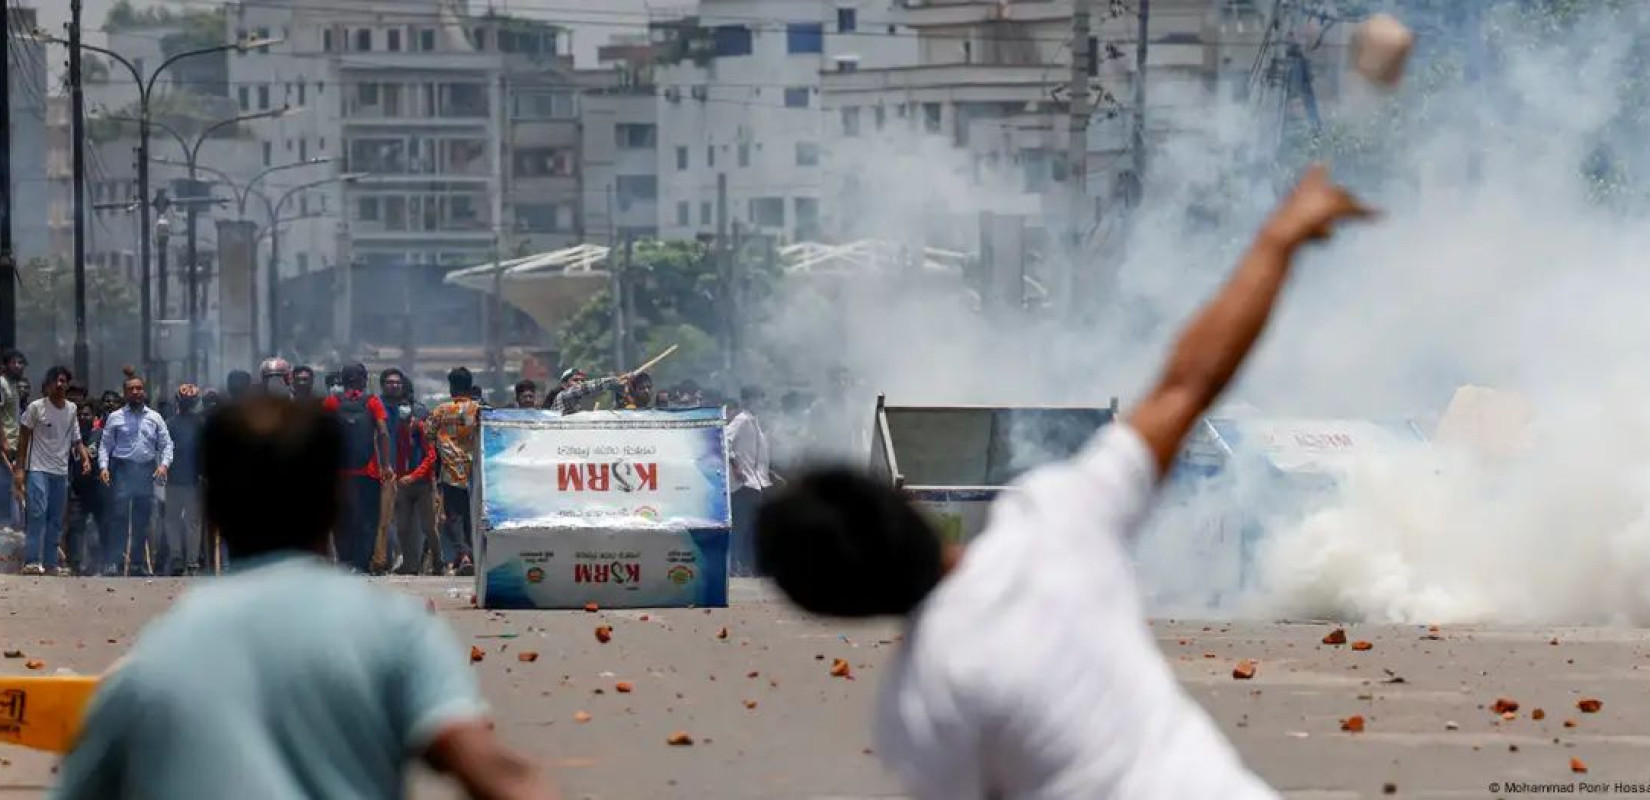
left=53, top=397, right=562, bottom=800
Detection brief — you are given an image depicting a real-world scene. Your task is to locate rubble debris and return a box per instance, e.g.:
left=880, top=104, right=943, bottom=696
left=1532, top=709, right=1546, bottom=720
left=1351, top=641, right=1374, bottom=652
left=743, top=700, right=758, bottom=710
left=1491, top=698, right=1519, bottom=715
left=1232, top=660, right=1258, bottom=680
left=1323, top=629, right=1348, bottom=645
left=716, top=627, right=729, bottom=640
left=595, top=625, right=614, bottom=644
left=517, top=651, right=539, bottom=663
left=24, top=659, right=44, bottom=670
left=667, top=731, right=694, bottom=746
left=1577, top=698, right=1603, bottom=713
left=830, top=658, right=852, bottom=678
left=1340, top=715, right=1366, bottom=733
left=1571, top=757, right=1588, bottom=774
left=469, top=646, right=485, bottom=663
left=574, top=711, right=592, bottom=723
left=584, top=602, right=600, bottom=613
left=616, top=681, right=634, bottom=693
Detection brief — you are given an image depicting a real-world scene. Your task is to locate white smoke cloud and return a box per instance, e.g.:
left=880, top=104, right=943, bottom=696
left=759, top=5, right=1650, bottom=624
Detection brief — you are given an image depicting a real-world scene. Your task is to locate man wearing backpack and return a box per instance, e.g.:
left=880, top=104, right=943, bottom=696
left=322, top=363, right=394, bottom=573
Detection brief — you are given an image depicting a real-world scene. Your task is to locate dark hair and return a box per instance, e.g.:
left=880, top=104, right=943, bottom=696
left=204, top=396, right=342, bottom=558
left=756, top=468, right=945, bottom=618
left=514, top=379, right=537, bottom=395
left=43, top=366, right=73, bottom=387
left=379, top=367, right=406, bottom=387
left=226, top=370, right=252, bottom=392
left=66, top=383, right=89, bottom=401
left=740, top=386, right=765, bottom=405
left=341, top=363, right=369, bottom=391
left=448, top=367, right=474, bottom=395
left=292, top=365, right=315, bottom=379
left=542, top=387, right=561, bottom=409
left=121, top=365, right=144, bottom=389
left=0, top=348, right=24, bottom=366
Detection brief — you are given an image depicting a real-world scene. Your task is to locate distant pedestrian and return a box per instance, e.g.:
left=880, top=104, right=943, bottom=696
left=726, top=387, right=772, bottom=577
left=429, top=368, right=480, bottom=576
left=291, top=364, right=318, bottom=402
left=260, top=357, right=294, bottom=399
left=0, top=348, right=27, bottom=530
left=381, top=369, right=437, bottom=575
left=54, top=396, right=562, bottom=800
left=322, top=363, right=393, bottom=573
left=16, top=366, right=90, bottom=575
left=513, top=380, right=537, bottom=409
left=98, top=368, right=173, bottom=577
left=64, top=400, right=106, bottom=576
left=225, top=370, right=253, bottom=403
left=161, top=384, right=205, bottom=575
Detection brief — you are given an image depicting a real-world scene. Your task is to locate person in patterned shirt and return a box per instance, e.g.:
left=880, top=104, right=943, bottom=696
left=427, top=368, right=480, bottom=576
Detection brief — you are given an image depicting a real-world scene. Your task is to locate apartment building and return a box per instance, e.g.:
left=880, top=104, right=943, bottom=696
left=650, top=0, right=916, bottom=243
left=225, top=0, right=600, bottom=362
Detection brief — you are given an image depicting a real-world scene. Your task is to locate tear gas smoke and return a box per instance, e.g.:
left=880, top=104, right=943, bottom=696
left=760, top=4, right=1650, bottom=625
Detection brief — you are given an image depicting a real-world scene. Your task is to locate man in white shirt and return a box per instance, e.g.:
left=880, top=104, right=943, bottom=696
left=15, top=366, right=92, bottom=575
left=727, top=386, right=772, bottom=577
left=755, top=166, right=1373, bottom=800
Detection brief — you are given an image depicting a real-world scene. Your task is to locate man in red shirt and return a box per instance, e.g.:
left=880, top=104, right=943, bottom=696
left=322, top=363, right=394, bottom=572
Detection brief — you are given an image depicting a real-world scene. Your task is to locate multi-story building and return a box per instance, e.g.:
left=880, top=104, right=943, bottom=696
left=225, top=0, right=607, bottom=366
left=580, top=37, right=661, bottom=241
left=819, top=0, right=1348, bottom=246
left=9, top=5, right=50, bottom=269
left=650, top=0, right=917, bottom=243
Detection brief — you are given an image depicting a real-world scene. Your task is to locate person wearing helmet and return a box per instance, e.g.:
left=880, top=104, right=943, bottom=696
left=260, top=358, right=294, bottom=399
left=547, top=367, right=631, bottom=415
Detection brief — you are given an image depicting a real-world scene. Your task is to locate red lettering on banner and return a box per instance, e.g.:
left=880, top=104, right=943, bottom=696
left=558, top=464, right=584, bottom=491
left=634, top=463, right=658, bottom=491
left=557, top=462, right=659, bottom=493
left=573, top=562, right=641, bottom=584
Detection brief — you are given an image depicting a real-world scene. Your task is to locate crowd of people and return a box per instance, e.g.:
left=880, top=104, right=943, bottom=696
left=0, top=349, right=808, bottom=579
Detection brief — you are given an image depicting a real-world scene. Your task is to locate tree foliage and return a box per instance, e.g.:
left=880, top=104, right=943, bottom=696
left=14, top=259, right=143, bottom=391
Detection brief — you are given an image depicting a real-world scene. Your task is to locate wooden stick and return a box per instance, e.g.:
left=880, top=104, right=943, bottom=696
left=632, top=344, right=680, bottom=376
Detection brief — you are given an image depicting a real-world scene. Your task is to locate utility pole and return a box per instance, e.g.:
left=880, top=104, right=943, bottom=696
left=0, top=3, right=15, bottom=351
left=486, top=73, right=508, bottom=396
left=69, top=0, right=90, bottom=379
left=610, top=233, right=632, bottom=371
left=1062, top=0, right=1093, bottom=318
left=715, top=173, right=730, bottom=379
left=1130, top=0, right=1150, bottom=193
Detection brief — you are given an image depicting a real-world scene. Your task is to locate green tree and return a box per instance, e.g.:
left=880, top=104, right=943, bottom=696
left=14, top=259, right=143, bottom=390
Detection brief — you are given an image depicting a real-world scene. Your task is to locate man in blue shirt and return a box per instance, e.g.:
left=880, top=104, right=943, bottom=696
left=54, top=397, right=560, bottom=800
left=97, top=369, right=174, bottom=577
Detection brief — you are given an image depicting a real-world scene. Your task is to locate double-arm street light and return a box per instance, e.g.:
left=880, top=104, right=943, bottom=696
left=34, top=28, right=281, bottom=380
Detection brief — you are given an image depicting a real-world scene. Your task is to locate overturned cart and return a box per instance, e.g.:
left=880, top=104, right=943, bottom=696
left=475, top=407, right=731, bottom=609
left=869, top=395, right=1119, bottom=543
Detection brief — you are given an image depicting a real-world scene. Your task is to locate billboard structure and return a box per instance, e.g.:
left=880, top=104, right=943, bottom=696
left=475, top=407, right=731, bottom=609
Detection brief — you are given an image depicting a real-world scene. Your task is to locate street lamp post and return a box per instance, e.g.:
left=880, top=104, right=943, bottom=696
left=252, top=172, right=367, bottom=358
left=32, top=29, right=282, bottom=381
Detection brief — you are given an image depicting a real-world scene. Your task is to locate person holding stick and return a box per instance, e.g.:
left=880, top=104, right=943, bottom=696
left=756, top=165, right=1373, bottom=800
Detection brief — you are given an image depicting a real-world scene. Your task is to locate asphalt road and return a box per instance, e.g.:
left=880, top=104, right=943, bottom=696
left=4, top=576, right=1650, bottom=799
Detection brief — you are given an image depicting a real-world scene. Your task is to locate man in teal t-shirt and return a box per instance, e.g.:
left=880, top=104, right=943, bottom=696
left=54, top=398, right=559, bottom=800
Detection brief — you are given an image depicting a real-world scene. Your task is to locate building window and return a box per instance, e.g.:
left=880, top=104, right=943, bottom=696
left=296, top=253, right=309, bottom=274
left=923, top=102, right=943, bottom=134
left=700, top=201, right=712, bottom=226
left=707, top=145, right=715, bottom=168
left=319, top=137, right=327, bottom=151
left=615, top=124, right=657, bottom=150
left=796, top=197, right=821, bottom=239
left=515, top=203, right=561, bottom=231
left=472, top=28, right=487, bottom=50
left=299, top=193, right=309, bottom=215
left=298, top=81, right=307, bottom=105
left=238, top=86, right=249, bottom=111
left=257, top=85, right=270, bottom=110
left=387, top=29, right=402, bottom=52
left=738, top=143, right=750, bottom=168
left=512, top=147, right=576, bottom=177
left=842, top=106, right=861, bottom=137
left=358, top=82, right=379, bottom=106
left=357, top=197, right=380, bottom=221
left=614, top=176, right=658, bottom=208
left=323, top=29, right=334, bottom=52
left=354, top=28, right=372, bottom=52
left=749, top=197, right=785, bottom=228
left=262, top=141, right=272, bottom=166
left=676, top=201, right=689, bottom=227
left=286, top=138, right=294, bottom=153
left=676, top=146, right=688, bottom=170
left=712, top=25, right=753, bottom=57
left=257, top=28, right=271, bottom=53
left=784, top=87, right=810, bottom=108
left=318, top=80, right=325, bottom=95
left=419, top=28, right=437, bottom=52
left=874, top=104, right=886, bottom=130
left=513, top=91, right=576, bottom=120
left=787, top=23, right=824, bottom=54
left=795, top=142, right=820, bottom=167
left=299, top=138, right=308, bottom=160
left=838, top=8, right=857, bottom=32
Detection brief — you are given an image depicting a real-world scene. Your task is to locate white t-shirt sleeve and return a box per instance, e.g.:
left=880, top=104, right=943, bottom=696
left=999, top=423, right=1159, bottom=554
left=20, top=400, right=38, bottom=430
